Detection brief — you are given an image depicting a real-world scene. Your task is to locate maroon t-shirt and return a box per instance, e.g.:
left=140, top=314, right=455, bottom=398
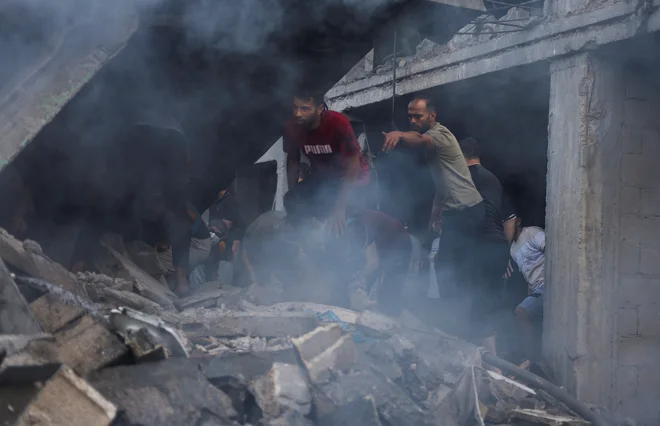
left=283, top=111, right=370, bottom=185
left=361, top=210, right=410, bottom=253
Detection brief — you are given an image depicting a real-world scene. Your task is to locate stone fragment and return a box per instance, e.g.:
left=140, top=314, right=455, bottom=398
left=30, top=293, right=85, bottom=333
left=52, top=315, right=129, bottom=376
left=125, top=328, right=167, bottom=363
left=251, top=362, right=312, bottom=418
left=180, top=309, right=319, bottom=338
left=292, top=325, right=356, bottom=384
left=10, top=365, right=117, bottom=426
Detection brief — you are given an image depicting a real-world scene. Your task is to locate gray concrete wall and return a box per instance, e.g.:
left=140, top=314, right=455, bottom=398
left=546, top=52, right=660, bottom=424
left=616, top=65, right=660, bottom=424
left=545, top=52, right=622, bottom=410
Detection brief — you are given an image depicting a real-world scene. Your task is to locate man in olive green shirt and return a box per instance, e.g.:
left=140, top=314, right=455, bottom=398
left=383, top=96, right=487, bottom=339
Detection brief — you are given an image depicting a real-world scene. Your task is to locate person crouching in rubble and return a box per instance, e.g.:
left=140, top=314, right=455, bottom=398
left=284, top=87, right=371, bottom=237
left=284, top=191, right=412, bottom=316
left=506, top=217, right=546, bottom=363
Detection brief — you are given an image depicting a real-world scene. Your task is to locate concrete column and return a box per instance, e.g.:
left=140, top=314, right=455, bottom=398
left=545, top=52, right=623, bottom=408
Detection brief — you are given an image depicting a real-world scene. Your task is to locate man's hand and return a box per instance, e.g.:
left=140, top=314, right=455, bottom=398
left=329, top=207, right=346, bottom=237
left=232, top=240, right=241, bottom=257
left=382, top=131, right=403, bottom=152
left=503, top=259, right=514, bottom=279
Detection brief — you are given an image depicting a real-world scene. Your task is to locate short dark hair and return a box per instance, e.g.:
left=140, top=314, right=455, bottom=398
left=410, top=96, right=436, bottom=113
left=293, top=87, right=326, bottom=107
left=459, top=137, right=481, bottom=160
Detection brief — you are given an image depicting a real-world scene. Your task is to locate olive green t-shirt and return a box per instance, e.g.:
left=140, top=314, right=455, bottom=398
left=424, top=123, right=482, bottom=211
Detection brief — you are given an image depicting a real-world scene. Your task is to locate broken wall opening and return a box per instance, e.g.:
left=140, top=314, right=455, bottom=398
left=346, top=62, right=550, bottom=237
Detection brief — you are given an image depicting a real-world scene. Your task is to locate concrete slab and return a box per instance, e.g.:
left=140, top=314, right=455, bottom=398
left=0, top=230, right=83, bottom=296
left=0, top=256, right=41, bottom=334
left=179, top=309, right=319, bottom=338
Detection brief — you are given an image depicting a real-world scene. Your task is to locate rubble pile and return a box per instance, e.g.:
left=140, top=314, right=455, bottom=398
left=0, top=229, right=593, bottom=425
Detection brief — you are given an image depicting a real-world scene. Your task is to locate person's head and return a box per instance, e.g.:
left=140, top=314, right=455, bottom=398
left=292, top=88, right=326, bottom=129
left=408, top=96, right=437, bottom=133
left=459, top=137, right=481, bottom=162
left=505, top=216, right=523, bottom=243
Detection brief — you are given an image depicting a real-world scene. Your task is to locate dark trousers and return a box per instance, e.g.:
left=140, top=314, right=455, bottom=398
left=470, top=238, right=511, bottom=339
left=435, top=202, right=485, bottom=296
left=378, top=241, right=413, bottom=316
left=292, top=173, right=373, bottom=219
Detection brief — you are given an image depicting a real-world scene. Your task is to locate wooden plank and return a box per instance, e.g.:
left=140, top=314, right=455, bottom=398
left=0, top=256, right=41, bottom=334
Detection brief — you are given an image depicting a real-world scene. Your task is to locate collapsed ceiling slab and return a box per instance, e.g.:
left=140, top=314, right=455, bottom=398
left=0, top=0, right=484, bottom=212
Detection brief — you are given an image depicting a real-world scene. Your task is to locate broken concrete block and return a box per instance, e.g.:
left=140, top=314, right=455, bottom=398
left=97, top=287, right=165, bottom=314
left=18, top=367, right=116, bottom=426
left=511, top=408, right=590, bottom=425
left=180, top=309, right=319, bottom=338
left=53, top=315, right=129, bottom=376
left=292, top=325, right=356, bottom=384
left=317, top=395, right=382, bottom=426
left=251, top=362, right=312, bottom=418
left=125, top=328, right=167, bottom=363
left=176, top=289, right=228, bottom=310
left=30, top=293, right=85, bottom=333
left=0, top=229, right=83, bottom=296
left=0, top=334, right=53, bottom=358
left=0, top=257, right=42, bottom=334
left=97, top=246, right=177, bottom=309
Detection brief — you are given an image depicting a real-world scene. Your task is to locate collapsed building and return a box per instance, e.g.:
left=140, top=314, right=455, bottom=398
left=0, top=0, right=654, bottom=424
left=322, top=0, right=660, bottom=424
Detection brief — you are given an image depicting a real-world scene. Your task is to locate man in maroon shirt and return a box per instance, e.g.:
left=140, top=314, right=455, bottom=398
left=284, top=88, right=370, bottom=235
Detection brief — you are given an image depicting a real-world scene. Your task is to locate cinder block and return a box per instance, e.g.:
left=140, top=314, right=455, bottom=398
left=640, top=248, right=660, bottom=275
left=619, top=275, right=652, bottom=306
left=624, top=99, right=653, bottom=128
left=638, top=305, right=660, bottom=338
left=616, top=366, right=638, bottom=400
left=641, top=188, right=660, bottom=216
left=618, top=337, right=660, bottom=366
left=637, top=366, right=660, bottom=396
left=617, top=307, right=639, bottom=337
left=641, top=129, right=660, bottom=156
left=621, top=215, right=660, bottom=248
left=619, top=244, right=640, bottom=275
left=621, top=154, right=655, bottom=188
left=620, top=126, right=643, bottom=155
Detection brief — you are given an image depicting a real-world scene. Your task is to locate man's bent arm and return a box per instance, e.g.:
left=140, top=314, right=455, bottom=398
left=334, top=154, right=361, bottom=211
left=399, top=131, right=434, bottom=148
left=286, top=151, right=301, bottom=191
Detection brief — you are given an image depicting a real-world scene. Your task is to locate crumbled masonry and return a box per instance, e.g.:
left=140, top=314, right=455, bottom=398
left=0, top=228, right=593, bottom=425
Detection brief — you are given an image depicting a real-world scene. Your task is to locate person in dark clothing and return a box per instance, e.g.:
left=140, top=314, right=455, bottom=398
left=459, top=136, right=514, bottom=360
left=71, top=117, right=201, bottom=296
left=284, top=88, right=371, bottom=235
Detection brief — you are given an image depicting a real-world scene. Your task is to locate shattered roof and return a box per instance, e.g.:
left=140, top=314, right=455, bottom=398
left=0, top=0, right=484, bottom=208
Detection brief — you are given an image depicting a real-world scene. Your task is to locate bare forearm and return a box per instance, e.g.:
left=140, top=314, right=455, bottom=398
left=400, top=131, right=432, bottom=147
left=336, top=155, right=360, bottom=208
left=286, top=155, right=300, bottom=191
